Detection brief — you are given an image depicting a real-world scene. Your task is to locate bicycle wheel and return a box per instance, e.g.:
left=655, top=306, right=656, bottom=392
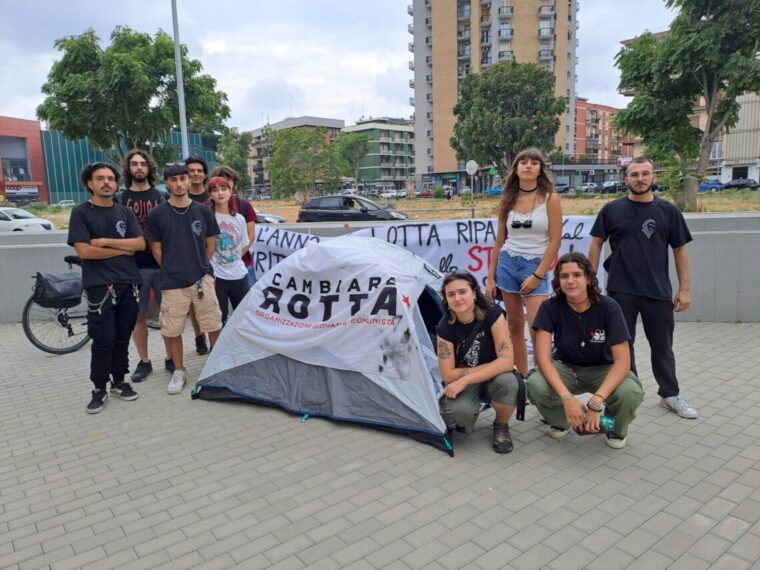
left=22, top=294, right=90, bottom=355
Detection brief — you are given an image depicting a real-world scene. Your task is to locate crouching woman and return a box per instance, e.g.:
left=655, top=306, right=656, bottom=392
left=436, top=271, right=525, bottom=454
left=527, top=252, right=644, bottom=448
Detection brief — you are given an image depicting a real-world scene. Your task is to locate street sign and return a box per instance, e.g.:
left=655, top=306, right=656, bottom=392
left=465, top=160, right=478, bottom=176
left=589, top=170, right=595, bottom=176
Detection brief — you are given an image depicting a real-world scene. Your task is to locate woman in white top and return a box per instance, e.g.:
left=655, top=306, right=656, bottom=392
left=486, top=148, right=562, bottom=377
left=207, top=176, right=251, bottom=325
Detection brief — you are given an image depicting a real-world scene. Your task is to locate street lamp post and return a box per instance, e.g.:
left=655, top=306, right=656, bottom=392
left=171, top=0, right=190, bottom=159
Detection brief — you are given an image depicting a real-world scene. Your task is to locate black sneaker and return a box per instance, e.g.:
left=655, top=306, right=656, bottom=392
left=195, top=335, right=209, bottom=355
left=111, top=381, right=139, bottom=401
left=86, top=389, right=108, bottom=414
left=165, top=358, right=176, bottom=373
left=492, top=422, right=514, bottom=454
left=131, top=361, right=153, bottom=382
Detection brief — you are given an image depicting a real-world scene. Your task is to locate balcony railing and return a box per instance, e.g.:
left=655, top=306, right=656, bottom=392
left=539, top=28, right=554, bottom=37
left=409, top=79, right=415, bottom=89
left=498, top=29, right=512, bottom=39
left=539, top=5, right=555, bottom=17
left=457, top=10, right=471, bottom=21
left=426, top=73, right=433, bottom=82
left=458, top=30, right=471, bottom=40
left=408, top=42, right=414, bottom=52
left=498, top=51, right=514, bottom=61
left=407, top=4, right=413, bottom=16
left=425, top=17, right=432, bottom=27
left=538, top=49, right=553, bottom=61
left=409, top=60, right=415, bottom=70
left=498, top=5, right=514, bottom=17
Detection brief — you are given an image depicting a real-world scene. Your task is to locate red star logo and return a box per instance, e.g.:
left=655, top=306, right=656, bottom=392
left=402, top=294, right=411, bottom=308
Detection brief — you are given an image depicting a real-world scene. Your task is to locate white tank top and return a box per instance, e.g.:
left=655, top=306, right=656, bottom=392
left=501, top=199, right=550, bottom=259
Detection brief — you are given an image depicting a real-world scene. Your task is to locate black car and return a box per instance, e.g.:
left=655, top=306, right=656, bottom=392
left=297, top=195, right=409, bottom=223
left=723, top=178, right=759, bottom=190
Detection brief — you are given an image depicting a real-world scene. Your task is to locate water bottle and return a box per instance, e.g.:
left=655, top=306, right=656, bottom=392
left=573, top=413, right=615, bottom=435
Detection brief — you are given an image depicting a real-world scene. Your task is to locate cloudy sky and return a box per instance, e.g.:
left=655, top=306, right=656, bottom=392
left=0, top=0, right=675, bottom=131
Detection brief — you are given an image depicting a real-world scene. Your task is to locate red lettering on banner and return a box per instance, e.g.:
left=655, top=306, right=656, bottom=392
left=467, top=245, right=494, bottom=272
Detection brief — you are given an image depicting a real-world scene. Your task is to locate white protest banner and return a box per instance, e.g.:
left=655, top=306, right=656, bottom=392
left=250, top=225, right=326, bottom=275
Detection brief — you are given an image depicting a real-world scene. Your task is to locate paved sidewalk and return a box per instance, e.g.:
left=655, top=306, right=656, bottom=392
left=1, top=321, right=759, bottom=569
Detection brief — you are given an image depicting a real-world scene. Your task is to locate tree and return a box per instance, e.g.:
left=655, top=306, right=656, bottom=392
left=267, top=128, right=342, bottom=200
left=451, top=62, right=568, bottom=177
left=37, top=26, right=230, bottom=163
left=614, top=0, right=760, bottom=210
left=335, top=133, right=370, bottom=187
left=216, top=128, right=253, bottom=188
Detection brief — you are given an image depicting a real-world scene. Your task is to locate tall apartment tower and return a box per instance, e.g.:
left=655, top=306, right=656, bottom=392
left=409, top=0, right=578, bottom=184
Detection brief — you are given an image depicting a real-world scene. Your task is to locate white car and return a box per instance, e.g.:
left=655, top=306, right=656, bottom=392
left=379, top=190, right=396, bottom=199
left=56, top=200, right=76, bottom=207
left=581, top=182, right=598, bottom=193
left=0, top=207, right=55, bottom=231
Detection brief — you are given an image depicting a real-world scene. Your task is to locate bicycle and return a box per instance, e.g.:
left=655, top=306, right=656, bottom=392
left=22, top=255, right=90, bottom=354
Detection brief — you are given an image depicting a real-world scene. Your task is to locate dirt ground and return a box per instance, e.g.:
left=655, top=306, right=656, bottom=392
left=35, top=189, right=760, bottom=228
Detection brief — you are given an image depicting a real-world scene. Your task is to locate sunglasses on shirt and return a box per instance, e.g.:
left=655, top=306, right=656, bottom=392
left=511, top=220, right=533, bottom=229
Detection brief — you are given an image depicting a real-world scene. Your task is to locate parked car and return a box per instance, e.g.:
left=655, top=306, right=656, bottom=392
left=580, top=182, right=598, bottom=193
left=723, top=178, right=759, bottom=190
left=554, top=183, right=570, bottom=194
left=651, top=181, right=667, bottom=193
left=484, top=187, right=503, bottom=197
left=253, top=208, right=286, bottom=224
left=338, top=188, right=359, bottom=196
left=415, top=190, right=433, bottom=198
left=297, top=195, right=408, bottom=223
left=379, top=190, right=396, bottom=199
left=698, top=179, right=724, bottom=192
left=56, top=199, right=76, bottom=207
left=601, top=181, right=626, bottom=194
left=0, top=207, right=55, bottom=231
left=395, top=189, right=407, bottom=198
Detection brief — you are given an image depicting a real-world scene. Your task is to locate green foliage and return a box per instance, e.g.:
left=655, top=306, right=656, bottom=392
left=614, top=0, right=760, bottom=209
left=268, top=128, right=342, bottom=199
left=216, top=128, right=253, bottom=188
left=451, top=62, right=568, bottom=177
left=432, top=187, right=445, bottom=199
left=37, top=26, right=230, bottom=162
left=335, top=133, right=370, bottom=185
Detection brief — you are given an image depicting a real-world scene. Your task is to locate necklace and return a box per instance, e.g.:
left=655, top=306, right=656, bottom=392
left=169, top=202, right=191, bottom=215
left=567, top=298, right=590, bottom=347
left=459, top=315, right=476, bottom=325
left=518, top=187, right=538, bottom=193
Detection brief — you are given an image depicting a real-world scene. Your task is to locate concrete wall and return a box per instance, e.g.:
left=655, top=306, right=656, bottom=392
left=2, top=213, right=759, bottom=324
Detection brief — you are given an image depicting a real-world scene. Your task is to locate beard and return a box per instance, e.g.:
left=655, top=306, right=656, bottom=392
left=629, top=184, right=652, bottom=195
left=131, top=171, right=147, bottom=183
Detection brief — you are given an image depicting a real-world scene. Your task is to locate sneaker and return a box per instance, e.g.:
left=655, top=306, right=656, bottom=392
left=165, top=358, right=175, bottom=373
left=110, top=381, right=139, bottom=401
left=492, top=422, right=514, bottom=454
left=660, top=396, right=698, bottom=419
left=86, top=389, right=108, bottom=414
left=605, top=432, right=627, bottom=449
left=167, top=369, right=187, bottom=394
left=548, top=425, right=569, bottom=439
left=130, top=361, right=153, bottom=382
left=195, top=335, right=209, bottom=355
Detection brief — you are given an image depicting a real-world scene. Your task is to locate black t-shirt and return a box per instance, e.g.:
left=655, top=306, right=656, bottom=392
left=436, top=304, right=504, bottom=367
left=66, top=202, right=142, bottom=289
left=119, top=187, right=164, bottom=269
left=590, top=196, right=692, bottom=301
left=189, top=190, right=209, bottom=203
left=145, top=201, right=219, bottom=290
left=532, top=296, right=631, bottom=367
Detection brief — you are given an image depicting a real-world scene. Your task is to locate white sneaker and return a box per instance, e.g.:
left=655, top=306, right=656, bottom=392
left=661, top=396, right=698, bottom=419
left=605, top=432, right=627, bottom=449
left=548, top=425, right=569, bottom=439
left=167, top=370, right=187, bottom=395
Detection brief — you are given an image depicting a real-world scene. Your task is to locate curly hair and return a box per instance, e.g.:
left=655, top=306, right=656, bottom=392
left=440, top=271, right=493, bottom=324
left=122, top=149, right=157, bottom=188
left=497, top=148, right=555, bottom=224
left=551, top=252, right=601, bottom=306
left=80, top=162, right=119, bottom=193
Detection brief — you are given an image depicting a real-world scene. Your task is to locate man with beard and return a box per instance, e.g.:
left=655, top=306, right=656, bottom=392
left=119, top=149, right=173, bottom=382
left=185, top=155, right=211, bottom=354
left=67, top=163, right=144, bottom=413
left=588, top=157, right=696, bottom=419
left=146, top=163, right=222, bottom=395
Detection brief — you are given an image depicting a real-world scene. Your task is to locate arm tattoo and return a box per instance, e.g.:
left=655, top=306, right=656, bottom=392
left=497, top=339, right=511, bottom=353
left=437, top=340, right=452, bottom=360
left=457, top=369, right=470, bottom=378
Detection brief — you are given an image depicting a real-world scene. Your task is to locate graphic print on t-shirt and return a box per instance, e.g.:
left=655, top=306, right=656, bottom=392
left=641, top=219, right=655, bottom=239
left=590, top=329, right=606, bottom=343
left=464, top=333, right=483, bottom=367
left=215, top=217, right=242, bottom=265
left=191, top=220, right=203, bottom=236
left=115, top=220, right=127, bottom=237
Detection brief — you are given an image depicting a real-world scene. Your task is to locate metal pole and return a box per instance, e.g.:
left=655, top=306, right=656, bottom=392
left=171, top=0, right=190, bottom=159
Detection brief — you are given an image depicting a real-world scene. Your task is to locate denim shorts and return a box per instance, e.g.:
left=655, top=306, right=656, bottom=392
left=495, top=250, right=551, bottom=296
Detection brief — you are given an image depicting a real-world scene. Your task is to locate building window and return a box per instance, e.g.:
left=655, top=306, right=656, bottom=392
left=1, top=158, right=30, bottom=182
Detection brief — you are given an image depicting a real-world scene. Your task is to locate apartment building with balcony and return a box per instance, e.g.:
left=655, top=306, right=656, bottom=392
left=248, top=116, right=344, bottom=192
left=409, top=0, right=578, bottom=186
left=574, top=97, right=632, bottom=162
left=341, top=117, right=416, bottom=191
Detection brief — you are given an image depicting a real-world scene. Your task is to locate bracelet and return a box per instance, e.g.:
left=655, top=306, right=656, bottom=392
left=560, top=393, right=573, bottom=403
left=593, top=393, right=607, bottom=404
left=587, top=401, right=603, bottom=413
left=532, top=272, right=544, bottom=280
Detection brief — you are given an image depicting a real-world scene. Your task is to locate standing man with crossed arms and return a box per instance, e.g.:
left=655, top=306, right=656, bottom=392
left=588, top=156, right=697, bottom=419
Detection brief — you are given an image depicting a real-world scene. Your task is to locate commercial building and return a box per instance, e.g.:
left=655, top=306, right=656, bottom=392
left=249, top=116, right=345, bottom=192
left=341, top=117, right=415, bottom=191
left=0, top=116, right=49, bottom=204
left=408, top=0, right=578, bottom=188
